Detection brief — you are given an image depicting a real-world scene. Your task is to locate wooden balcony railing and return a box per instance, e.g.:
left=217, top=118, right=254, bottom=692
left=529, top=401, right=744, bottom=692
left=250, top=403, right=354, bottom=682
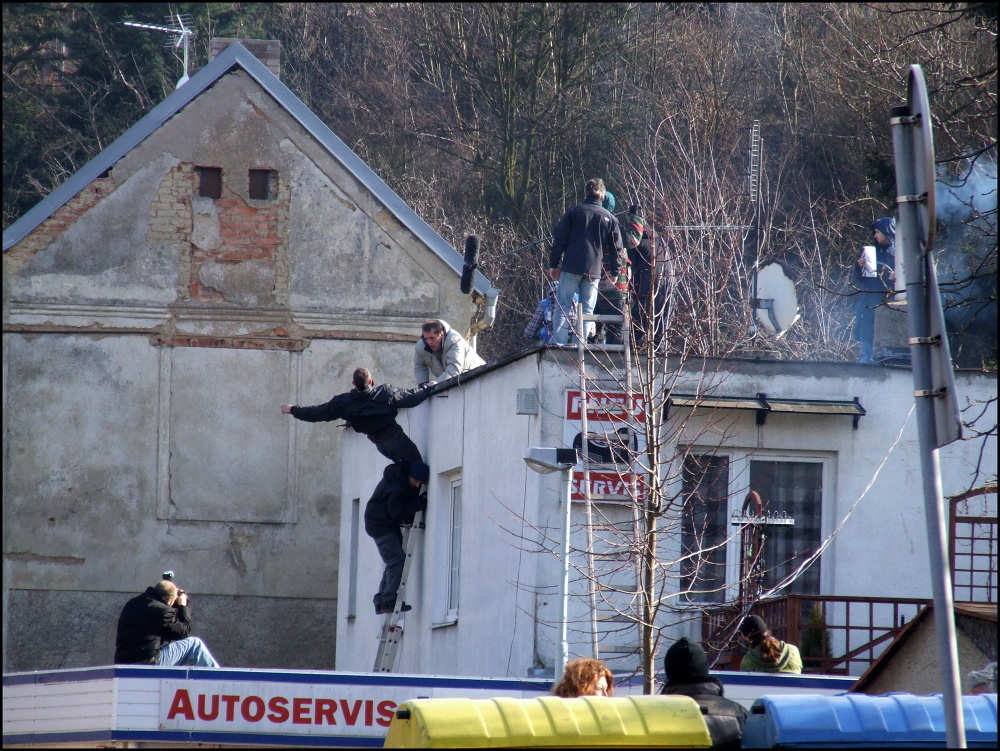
left=701, top=595, right=931, bottom=675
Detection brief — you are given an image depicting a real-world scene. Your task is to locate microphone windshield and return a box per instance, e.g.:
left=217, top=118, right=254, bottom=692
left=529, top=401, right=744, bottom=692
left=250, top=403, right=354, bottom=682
left=460, top=235, right=479, bottom=294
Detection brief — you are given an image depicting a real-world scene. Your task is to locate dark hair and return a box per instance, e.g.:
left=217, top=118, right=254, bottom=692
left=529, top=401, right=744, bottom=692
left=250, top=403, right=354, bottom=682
left=422, top=320, right=445, bottom=335
left=741, top=614, right=783, bottom=664
left=353, top=367, right=372, bottom=390
left=585, top=178, right=606, bottom=198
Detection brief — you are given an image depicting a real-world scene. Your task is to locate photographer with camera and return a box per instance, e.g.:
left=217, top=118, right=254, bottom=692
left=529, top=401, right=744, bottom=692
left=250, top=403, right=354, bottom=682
left=114, top=578, right=220, bottom=667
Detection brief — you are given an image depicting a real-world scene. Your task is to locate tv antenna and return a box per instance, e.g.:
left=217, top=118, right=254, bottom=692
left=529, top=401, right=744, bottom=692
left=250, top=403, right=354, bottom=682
left=123, top=14, right=195, bottom=89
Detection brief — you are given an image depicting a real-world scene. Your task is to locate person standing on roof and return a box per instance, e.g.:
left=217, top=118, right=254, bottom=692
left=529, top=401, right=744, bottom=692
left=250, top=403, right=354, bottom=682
left=852, top=217, right=896, bottom=363
left=281, top=367, right=429, bottom=466
left=414, top=319, right=485, bottom=386
left=594, top=189, right=631, bottom=345
left=548, top=178, right=624, bottom=345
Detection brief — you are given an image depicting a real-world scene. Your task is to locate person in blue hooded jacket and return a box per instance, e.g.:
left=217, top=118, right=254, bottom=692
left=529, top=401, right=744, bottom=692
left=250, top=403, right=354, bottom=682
left=852, top=217, right=896, bottom=362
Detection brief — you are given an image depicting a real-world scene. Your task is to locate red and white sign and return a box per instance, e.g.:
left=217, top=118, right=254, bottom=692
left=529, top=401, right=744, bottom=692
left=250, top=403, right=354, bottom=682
left=160, top=679, right=400, bottom=737
left=571, top=471, right=646, bottom=502
left=566, top=390, right=646, bottom=423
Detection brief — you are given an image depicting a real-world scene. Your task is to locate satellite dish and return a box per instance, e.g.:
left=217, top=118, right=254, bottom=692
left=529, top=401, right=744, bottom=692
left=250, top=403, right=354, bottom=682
left=753, top=263, right=800, bottom=338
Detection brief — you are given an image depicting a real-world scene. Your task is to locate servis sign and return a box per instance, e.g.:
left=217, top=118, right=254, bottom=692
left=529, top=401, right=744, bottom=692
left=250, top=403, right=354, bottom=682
left=159, top=679, right=399, bottom=737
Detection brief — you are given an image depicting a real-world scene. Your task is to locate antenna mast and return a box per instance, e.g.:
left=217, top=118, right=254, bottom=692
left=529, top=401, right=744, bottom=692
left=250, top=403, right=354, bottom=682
left=123, top=14, right=195, bottom=89
left=748, top=120, right=762, bottom=302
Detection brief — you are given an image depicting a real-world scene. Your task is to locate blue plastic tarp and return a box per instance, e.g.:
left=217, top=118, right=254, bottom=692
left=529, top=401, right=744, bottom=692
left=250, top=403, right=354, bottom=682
left=741, top=692, right=998, bottom=748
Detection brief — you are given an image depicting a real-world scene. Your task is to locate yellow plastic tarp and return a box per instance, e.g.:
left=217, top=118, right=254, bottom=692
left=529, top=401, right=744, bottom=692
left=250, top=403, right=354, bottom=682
left=383, top=694, right=712, bottom=748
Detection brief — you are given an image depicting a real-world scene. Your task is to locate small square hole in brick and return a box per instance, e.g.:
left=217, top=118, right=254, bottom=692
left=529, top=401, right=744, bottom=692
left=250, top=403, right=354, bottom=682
left=249, top=169, right=278, bottom=200
left=197, top=166, right=222, bottom=199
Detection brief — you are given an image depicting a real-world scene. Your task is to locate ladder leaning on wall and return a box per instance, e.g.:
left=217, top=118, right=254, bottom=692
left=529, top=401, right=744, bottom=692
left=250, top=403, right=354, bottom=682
left=372, top=510, right=425, bottom=672
left=572, top=302, right=636, bottom=661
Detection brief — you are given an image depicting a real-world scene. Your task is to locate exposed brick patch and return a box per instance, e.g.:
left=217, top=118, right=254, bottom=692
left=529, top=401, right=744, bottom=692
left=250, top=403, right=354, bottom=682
left=151, top=333, right=307, bottom=351
left=188, top=181, right=287, bottom=303
left=4, top=175, right=117, bottom=275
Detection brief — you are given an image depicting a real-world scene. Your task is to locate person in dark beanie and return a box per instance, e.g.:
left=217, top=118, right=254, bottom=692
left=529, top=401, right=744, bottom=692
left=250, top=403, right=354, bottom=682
left=623, top=206, right=657, bottom=345
left=281, top=367, right=430, bottom=466
left=365, top=460, right=430, bottom=614
left=739, top=614, right=802, bottom=673
left=852, top=217, right=896, bottom=362
left=661, top=637, right=747, bottom=750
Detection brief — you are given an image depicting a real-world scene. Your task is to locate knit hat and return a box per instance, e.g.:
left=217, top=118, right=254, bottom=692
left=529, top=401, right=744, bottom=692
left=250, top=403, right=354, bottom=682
left=664, top=637, right=710, bottom=685
left=602, top=190, right=616, bottom=213
left=740, top=614, right=768, bottom=642
left=408, top=461, right=430, bottom=484
left=625, top=209, right=644, bottom=241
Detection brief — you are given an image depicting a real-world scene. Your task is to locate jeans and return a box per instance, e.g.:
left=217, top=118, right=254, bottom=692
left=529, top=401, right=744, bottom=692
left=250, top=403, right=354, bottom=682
left=854, top=289, right=882, bottom=363
left=552, top=272, right=599, bottom=345
left=372, top=529, right=405, bottom=611
left=157, top=636, right=220, bottom=667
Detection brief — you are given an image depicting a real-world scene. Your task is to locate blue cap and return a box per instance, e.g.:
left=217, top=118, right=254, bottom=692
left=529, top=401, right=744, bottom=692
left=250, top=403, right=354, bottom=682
left=408, top=461, right=430, bottom=483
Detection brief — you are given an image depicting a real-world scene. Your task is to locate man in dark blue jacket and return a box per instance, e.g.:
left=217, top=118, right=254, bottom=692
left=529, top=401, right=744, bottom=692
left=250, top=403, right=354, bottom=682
left=548, top=178, right=624, bottom=345
left=115, top=579, right=219, bottom=666
left=281, top=367, right=430, bottom=465
left=365, top=461, right=429, bottom=614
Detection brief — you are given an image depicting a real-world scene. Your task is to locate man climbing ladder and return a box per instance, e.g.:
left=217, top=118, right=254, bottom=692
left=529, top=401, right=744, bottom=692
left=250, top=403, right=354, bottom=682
left=364, top=461, right=429, bottom=615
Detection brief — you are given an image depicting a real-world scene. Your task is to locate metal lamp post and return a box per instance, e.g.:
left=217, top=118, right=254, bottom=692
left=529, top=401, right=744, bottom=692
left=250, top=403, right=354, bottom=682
left=524, top=447, right=578, bottom=681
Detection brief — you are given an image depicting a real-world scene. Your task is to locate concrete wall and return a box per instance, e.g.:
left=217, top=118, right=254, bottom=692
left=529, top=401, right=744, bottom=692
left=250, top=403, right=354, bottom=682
left=860, top=613, right=995, bottom=695
left=335, top=350, right=997, bottom=680
left=337, top=354, right=544, bottom=676
left=2, top=68, right=479, bottom=672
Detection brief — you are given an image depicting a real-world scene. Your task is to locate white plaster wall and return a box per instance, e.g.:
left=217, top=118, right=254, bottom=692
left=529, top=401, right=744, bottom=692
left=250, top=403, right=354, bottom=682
left=337, top=351, right=997, bottom=680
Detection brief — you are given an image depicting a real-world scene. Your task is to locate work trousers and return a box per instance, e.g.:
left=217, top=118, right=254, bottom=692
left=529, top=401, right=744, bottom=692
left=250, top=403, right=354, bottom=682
left=372, top=528, right=405, bottom=612
left=368, top=422, right=422, bottom=466
left=594, top=290, right=627, bottom=344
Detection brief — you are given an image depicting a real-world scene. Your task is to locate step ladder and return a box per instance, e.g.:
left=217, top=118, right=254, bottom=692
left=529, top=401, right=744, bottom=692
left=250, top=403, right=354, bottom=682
left=372, top=509, right=424, bottom=672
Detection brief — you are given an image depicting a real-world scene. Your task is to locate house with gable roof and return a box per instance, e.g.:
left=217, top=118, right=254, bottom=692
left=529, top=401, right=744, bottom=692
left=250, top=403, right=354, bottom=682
left=2, top=40, right=496, bottom=672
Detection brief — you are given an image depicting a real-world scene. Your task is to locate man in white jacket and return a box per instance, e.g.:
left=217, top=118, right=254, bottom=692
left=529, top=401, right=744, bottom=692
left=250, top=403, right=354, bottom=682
left=414, top=319, right=486, bottom=386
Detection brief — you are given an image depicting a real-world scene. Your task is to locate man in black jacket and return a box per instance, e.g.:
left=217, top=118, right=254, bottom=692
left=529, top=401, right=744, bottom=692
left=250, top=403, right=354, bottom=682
left=115, top=579, right=219, bottom=666
left=548, top=178, right=623, bottom=345
left=661, top=637, right=747, bottom=750
left=366, top=461, right=429, bottom=614
left=281, top=367, right=430, bottom=465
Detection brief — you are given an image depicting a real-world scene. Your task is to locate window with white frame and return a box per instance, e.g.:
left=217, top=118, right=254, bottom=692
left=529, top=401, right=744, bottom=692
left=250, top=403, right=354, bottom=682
left=680, top=451, right=826, bottom=602
left=446, top=478, right=462, bottom=620
left=347, top=498, right=360, bottom=619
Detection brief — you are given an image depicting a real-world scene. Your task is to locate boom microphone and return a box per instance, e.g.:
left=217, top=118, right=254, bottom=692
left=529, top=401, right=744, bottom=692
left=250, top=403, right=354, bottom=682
left=460, top=235, right=479, bottom=294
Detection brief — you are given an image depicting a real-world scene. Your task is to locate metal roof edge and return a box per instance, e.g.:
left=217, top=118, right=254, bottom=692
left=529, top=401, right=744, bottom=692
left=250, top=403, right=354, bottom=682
left=3, top=42, right=495, bottom=296
left=3, top=44, right=243, bottom=252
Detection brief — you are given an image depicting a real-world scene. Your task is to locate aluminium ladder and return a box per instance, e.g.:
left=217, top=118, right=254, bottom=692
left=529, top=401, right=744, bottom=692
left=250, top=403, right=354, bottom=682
left=372, top=509, right=424, bottom=672
left=572, top=303, right=636, bottom=661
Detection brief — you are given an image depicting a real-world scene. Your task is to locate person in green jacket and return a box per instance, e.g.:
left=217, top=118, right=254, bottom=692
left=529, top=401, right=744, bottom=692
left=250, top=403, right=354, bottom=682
left=739, top=614, right=802, bottom=674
